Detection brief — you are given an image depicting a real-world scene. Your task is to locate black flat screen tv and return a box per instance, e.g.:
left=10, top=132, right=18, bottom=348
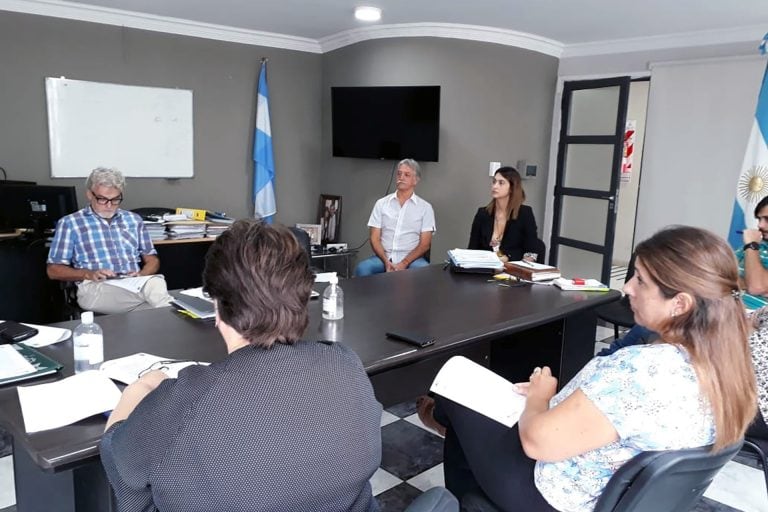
left=0, top=184, right=78, bottom=234
left=331, top=86, right=440, bottom=162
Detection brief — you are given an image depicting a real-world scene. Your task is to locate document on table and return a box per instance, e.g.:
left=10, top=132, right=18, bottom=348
left=100, top=352, right=208, bottom=384
left=20, top=323, right=71, bottom=348
left=0, top=345, right=37, bottom=379
left=429, top=356, right=526, bottom=428
left=17, top=371, right=122, bottom=432
left=103, top=275, right=162, bottom=293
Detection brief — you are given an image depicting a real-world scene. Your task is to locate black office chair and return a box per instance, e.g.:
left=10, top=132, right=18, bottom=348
left=593, top=442, right=742, bottom=512
left=460, top=443, right=740, bottom=512
left=532, top=238, right=546, bottom=264
left=594, top=252, right=636, bottom=339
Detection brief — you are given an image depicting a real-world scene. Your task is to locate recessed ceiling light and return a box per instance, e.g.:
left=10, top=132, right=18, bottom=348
left=354, top=6, right=382, bottom=22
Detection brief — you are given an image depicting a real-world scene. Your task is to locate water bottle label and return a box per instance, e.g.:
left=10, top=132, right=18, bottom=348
left=90, top=338, right=104, bottom=365
left=75, top=333, right=104, bottom=365
left=323, top=298, right=337, bottom=316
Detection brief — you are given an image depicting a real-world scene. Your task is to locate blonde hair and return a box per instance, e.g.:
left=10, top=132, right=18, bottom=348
left=635, top=226, right=756, bottom=450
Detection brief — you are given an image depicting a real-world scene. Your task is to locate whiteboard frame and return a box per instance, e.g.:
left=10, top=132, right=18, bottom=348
left=46, top=77, right=194, bottom=178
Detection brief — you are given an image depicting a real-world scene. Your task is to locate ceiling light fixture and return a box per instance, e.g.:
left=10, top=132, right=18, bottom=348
left=354, top=6, right=382, bottom=22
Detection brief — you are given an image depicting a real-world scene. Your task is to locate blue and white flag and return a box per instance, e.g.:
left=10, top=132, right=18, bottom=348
left=727, top=35, right=768, bottom=249
left=253, top=60, right=276, bottom=223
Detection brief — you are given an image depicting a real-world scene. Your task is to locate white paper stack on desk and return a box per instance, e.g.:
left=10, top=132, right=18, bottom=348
left=447, top=249, right=504, bottom=271
left=165, top=220, right=207, bottom=239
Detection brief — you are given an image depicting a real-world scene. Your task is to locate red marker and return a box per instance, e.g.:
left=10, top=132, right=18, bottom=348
left=572, top=278, right=585, bottom=285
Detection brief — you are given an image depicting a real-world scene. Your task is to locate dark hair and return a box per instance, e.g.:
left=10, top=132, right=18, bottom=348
left=485, top=167, right=525, bottom=220
left=202, top=220, right=314, bottom=348
left=634, top=225, right=756, bottom=450
left=755, top=195, right=768, bottom=217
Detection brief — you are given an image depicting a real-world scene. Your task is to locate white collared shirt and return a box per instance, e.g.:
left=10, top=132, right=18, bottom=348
left=367, top=192, right=436, bottom=264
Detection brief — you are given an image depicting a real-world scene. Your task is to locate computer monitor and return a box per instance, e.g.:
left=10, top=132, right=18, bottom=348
left=0, top=184, right=79, bottom=235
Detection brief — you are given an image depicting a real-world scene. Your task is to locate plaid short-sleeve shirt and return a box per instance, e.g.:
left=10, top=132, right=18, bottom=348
left=47, top=207, right=157, bottom=274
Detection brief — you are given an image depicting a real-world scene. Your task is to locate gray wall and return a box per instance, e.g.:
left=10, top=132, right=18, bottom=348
left=0, top=11, right=322, bottom=226
left=320, top=38, right=558, bottom=262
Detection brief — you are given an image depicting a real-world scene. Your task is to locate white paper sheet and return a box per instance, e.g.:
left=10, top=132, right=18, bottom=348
left=430, top=356, right=526, bottom=428
left=0, top=345, right=36, bottom=379
left=102, top=275, right=160, bottom=293
left=17, top=371, right=122, bottom=432
left=18, top=323, right=72, bottom=348
left=314, top=272, right=337, bottom=283
left=100, top=353, right=207, bottom=384
left=180, top=287, right=208, bottom=299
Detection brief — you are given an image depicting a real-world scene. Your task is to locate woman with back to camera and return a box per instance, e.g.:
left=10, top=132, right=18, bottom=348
left=100, top=220, right=382, bottom=512
left=423, top=226, right=757, bottom=511
left=468, top=166, right=539, bottom=262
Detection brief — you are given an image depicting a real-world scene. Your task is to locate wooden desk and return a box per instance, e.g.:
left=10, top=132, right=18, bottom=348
left=0, top=265, right=619, bottom=512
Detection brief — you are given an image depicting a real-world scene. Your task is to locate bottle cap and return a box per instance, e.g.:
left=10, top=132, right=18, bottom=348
left=81, top=311, right=94, bottom=324
left=329, top=273, right=338, bottom=284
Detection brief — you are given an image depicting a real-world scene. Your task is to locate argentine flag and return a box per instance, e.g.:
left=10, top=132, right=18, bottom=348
left=728, top=36, right=768, bottom=248
left=253, top=60, right=276, bottom=223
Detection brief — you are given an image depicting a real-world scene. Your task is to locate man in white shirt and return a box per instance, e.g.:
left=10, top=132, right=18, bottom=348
left=354, top=159, right=436, bottom=277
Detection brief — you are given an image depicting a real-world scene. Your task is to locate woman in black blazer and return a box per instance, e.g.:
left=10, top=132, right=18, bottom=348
left=468, top=166, right=539, bottom=262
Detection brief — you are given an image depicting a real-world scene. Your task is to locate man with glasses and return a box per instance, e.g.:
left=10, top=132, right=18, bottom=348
left=47, top=167, right=171, bottom=314
left=354, top=158, right=436, bottom=276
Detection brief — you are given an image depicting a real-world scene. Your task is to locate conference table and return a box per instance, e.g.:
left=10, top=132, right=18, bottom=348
left=0, top=265, right=619, bottom=512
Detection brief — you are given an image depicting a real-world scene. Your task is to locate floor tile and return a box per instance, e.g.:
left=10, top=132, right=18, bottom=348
left=407, top=463, right=445, bottom=492
left=386, top=401, right=417, bottom=418
left=0, top=456, right=14, bottom=510
left=370, top=467, right=403, bottom=496
left=692, top=496, right=745, bottom=511
left=380, top=410, right=399, bottom=427
left=381, top=420, right=444, bottom=480
left=404, top=412, right=444, bottom=438
left=376, top=482, right=423, bottom=512
left=704, top=460, right=767, bottom=512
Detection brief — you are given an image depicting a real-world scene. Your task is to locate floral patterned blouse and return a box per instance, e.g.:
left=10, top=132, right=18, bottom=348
left=534, top=344, right=715, bottom=512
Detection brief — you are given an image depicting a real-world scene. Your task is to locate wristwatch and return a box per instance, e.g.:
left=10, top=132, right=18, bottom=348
left=744, top=241, right=761, bottom=251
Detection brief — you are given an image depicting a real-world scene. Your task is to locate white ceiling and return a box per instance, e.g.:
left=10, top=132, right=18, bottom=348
left=3, top=0, right=768, bottom=56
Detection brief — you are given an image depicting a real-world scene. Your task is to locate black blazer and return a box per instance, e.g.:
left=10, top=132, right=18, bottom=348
left=468, top=205, right=539, bottom=261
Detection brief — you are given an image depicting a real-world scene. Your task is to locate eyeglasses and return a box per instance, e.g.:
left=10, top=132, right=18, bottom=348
left=91, top=191, right=123, bottom=205
left=138, top=359, right=200, bottom=378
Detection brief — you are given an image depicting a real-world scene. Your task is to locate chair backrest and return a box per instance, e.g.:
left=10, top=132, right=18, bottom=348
left=593, top=442, right=742, bottom=512
left=288, top=226, right=312, bottom=260
left=533, top=238, right=546, bottom=264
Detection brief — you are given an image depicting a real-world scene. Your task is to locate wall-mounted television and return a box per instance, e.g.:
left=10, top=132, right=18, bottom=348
left=331, top=86, right=440, bottom=162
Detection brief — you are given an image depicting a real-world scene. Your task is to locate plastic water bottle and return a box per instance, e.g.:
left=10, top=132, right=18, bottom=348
left=322, top=274, right=344, bottom=320
left=73, top=311, right=104, bottom=373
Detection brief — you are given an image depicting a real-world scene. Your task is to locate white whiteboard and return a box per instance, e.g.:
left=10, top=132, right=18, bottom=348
left=46, top=77, right=194, bottom=178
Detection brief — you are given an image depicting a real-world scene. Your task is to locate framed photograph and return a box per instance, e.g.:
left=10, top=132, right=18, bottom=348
left=318, top=194, right=342, bottom=244
left=295, top=223, right=322, bottom=246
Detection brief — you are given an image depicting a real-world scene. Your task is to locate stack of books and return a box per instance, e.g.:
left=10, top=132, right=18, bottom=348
left=553, top=278, right=609, bottom=291
left=504, top=260, right=561, bottom=281
left=206, top=223, right=229, bottom=238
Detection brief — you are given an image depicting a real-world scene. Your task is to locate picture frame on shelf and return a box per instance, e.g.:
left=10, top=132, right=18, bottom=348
left=295, top=223, right=322, bottom=246
left=318, top=194, right=342, bottom=244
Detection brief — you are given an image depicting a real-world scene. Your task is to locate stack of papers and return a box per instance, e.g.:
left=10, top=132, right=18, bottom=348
left=206, top=223, right=230, bottom=238
left=504, top=261, right=561, bottom=281
left=166, top=220, right=207, bottom=239
left=143, top=220, right=167, bottom=240
left=447, top=249, right=504, bottom=270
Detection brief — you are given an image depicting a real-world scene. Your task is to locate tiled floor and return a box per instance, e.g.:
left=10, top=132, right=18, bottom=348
left=1, top=333, right=766, bottom=511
